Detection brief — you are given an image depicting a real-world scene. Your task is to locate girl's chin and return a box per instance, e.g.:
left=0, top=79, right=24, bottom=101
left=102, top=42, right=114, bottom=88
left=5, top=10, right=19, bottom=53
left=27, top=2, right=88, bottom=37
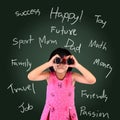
left=56, top=69, right=67, bottom=73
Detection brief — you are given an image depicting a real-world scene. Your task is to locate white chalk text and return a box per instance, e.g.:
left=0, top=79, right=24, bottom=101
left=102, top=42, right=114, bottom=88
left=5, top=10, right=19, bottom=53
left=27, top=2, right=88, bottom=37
left=50, top=7, right=83, bottom=25
left=93, top=58, right=112, bottom=78
left=80, top=106, right=110, bottom=119
left=18, top=102, right=33, bottom=113
left=81, top=89, right=108, bottom=102
left=7, top=83, right=36, bottom=94
left=11, top=58, right=32, bottom=72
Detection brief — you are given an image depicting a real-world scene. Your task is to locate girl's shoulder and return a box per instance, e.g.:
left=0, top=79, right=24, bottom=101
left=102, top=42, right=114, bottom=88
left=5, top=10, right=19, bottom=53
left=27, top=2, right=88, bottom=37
left=47, top=71, right=55, bottom=79
left=66, top=72, right=75, bottom=81
left=68, top=72, right=77, bottom=86
left=71, top=72, right=82, bottom=80
left=41, top=71, right=51, bottom=80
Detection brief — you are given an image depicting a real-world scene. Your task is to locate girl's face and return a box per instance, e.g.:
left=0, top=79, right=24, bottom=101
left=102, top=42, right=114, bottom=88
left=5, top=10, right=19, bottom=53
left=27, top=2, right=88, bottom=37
left=53, top=63, right=68, bottom=74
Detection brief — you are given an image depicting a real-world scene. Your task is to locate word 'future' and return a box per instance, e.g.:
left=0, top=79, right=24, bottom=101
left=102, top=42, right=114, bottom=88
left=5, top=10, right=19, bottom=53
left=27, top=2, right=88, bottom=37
left=50, top=7, right=83, bottom=25
left=50, top=26, right=77, bottom=36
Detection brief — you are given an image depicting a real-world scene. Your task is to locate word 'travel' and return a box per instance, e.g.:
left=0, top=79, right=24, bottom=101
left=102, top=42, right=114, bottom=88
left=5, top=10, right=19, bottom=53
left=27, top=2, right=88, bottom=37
left=7, top=83, right=36, bottom=94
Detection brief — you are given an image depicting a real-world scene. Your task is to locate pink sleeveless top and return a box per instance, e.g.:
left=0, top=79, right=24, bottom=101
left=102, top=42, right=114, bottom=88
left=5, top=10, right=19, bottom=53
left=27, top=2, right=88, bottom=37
left=40, top=72, right=78, bottom=120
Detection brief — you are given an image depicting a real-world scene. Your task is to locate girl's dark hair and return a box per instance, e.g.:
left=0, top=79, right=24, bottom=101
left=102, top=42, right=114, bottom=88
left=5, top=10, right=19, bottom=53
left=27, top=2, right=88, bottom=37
left=49, top=48, right=72, bottom=72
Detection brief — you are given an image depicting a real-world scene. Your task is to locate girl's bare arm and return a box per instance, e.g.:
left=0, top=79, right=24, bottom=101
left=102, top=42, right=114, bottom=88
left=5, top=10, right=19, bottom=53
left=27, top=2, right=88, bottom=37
left=27, top=54, right=59, bottom=81
left=69, top=55, right=96, bottom=84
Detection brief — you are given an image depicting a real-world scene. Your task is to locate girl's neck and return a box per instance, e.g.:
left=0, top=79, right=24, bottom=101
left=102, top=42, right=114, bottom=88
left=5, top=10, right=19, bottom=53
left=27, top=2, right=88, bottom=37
left=55, top=72, right=67, bottom=80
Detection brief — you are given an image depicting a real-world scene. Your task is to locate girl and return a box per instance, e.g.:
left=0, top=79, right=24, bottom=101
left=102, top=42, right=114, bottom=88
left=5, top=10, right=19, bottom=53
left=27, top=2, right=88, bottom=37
left=27, top=48, right=96, bottom=120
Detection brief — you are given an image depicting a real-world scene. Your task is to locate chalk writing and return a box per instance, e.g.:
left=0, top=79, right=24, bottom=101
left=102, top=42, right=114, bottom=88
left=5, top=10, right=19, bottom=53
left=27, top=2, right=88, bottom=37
left=11, top=58, right=32, bottom=72
left=88, top=40, right=107, bottom=51
left=7, top=83, right=35, bottom=94
left=50, top=25, right=77, bottom=36
left=15, top=9, right=41, bottom=17
left=50, top=7, right=83, bottom=25
left=80, top=106, right=110, bottom=119
left=18, top=102, right=33, bottom=113
left=93, top=58, right=112, bottom=78
left=81, top=89, right=108, bottom=102
left=12, top=35, right=34, bottom=49
left=38, top=35, right=57, bottom=48
left=9, top=8, right=111, bottom=120
left=95, top=15, right=107, bottom=29
left=64, top=38, right=82, bottom=53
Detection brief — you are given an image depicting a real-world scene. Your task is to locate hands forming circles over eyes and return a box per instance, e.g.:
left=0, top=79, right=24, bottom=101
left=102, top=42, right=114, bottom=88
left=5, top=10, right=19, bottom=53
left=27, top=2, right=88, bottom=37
left=53, top=57, right=74, bottom=65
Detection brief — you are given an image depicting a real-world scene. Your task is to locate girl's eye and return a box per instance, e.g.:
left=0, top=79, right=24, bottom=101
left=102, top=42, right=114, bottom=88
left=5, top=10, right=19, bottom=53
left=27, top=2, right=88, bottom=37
left=54, top=57, right=61, bottom=64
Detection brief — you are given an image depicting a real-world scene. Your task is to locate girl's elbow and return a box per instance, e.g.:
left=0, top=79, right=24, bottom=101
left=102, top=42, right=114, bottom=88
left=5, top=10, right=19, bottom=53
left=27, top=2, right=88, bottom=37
left=90, top=77, right=96, bottom=84
left=27, top=73, right=34, bottom=81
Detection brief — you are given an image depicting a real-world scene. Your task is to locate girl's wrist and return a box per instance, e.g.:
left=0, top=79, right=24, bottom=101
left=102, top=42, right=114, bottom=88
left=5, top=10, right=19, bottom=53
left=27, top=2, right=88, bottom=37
left=47, top=61, right=53, bottom=67
left=75, top=62, right=80, bottom=69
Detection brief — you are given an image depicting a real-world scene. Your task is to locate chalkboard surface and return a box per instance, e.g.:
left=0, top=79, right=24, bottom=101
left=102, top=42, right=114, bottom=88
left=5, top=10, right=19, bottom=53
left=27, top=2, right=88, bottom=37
left=1, top=1, right=119, bottom=120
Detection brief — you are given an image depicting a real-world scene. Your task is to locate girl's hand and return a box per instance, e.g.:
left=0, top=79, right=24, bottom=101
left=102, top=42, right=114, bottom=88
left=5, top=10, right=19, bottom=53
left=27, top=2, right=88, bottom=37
left=66, top=55, right=79, bottom=68
left=48, top=54, right=60, bottom=67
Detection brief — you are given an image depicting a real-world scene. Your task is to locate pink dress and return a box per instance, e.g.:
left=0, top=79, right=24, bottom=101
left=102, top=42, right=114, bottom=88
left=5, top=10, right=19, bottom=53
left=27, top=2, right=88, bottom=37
left=40, top=72, right=78, bottom=120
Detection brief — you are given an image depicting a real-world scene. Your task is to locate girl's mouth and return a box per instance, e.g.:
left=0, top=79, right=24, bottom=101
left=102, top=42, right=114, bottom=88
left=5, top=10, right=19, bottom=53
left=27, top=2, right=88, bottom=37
left=57, top=64, right=66, bottom=69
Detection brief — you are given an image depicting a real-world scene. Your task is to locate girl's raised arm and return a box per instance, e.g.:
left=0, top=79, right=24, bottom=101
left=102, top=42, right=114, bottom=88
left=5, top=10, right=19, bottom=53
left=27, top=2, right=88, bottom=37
left=27, top=62, right=50, bottom=81
left=27, top=54, right=59, bottom=81
left=69, top=55, right=96, bottom=84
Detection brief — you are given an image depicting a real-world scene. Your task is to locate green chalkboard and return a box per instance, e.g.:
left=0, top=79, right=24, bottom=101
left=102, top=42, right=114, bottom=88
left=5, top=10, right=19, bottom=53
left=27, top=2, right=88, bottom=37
left=1, top=1, right=119, bottom=120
